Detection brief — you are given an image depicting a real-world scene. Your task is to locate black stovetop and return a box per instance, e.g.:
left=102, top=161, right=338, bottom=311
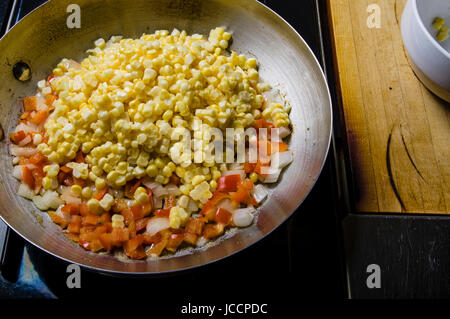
left=0, top=0, right=346, bottom=304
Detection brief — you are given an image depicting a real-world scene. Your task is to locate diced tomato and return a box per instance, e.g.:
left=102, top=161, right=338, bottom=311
left=166, top=233, right=184, bottom=252
left=9, top=131, right=27, bottom=144
left=93, top=186, right=108, bottom=200
left=154, top=208, right=170, bottom=217
left=215, top=208, right=232, bottom=225
left=22, top=166, right=35, bottom=189
left=216, top=174, right=241, bottom=192
left=30, top=109, right=48, bottom=125
left=23, top=96, right=37, bottom=111
left=130, top=201, right=152, bottom=220
left=82, top=214, right=98, bottom=226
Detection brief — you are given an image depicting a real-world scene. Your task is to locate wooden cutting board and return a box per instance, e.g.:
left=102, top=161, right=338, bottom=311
left=327, top=0, right=449, bottom=214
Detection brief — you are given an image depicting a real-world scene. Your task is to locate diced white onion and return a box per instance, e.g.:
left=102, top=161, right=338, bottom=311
left=217, top=198, right=234, bottom=212
left=233, top=206, right=255, bottom=227
left=146, top=217, right=170, bottom=236
left=18, top=183, right=35, bottom=199
left=32, top=191, right=63, bottom=211
left=229, top=163, right=244, bottom=170
left=9, top=145, right=37, bottom=157
left=271, top=150, right=293, bottom=169
left=143, top=179, right=168, bottom=198
left=12, top=165, right=22, bottom=180
left=60, top=186, right=81, bottom=205
left=252, top=184, right=268, bottom=204
left=261, top=168, right=282, bottom=183
left=153, top=195, right=163, bottom=209
left=17, top=135, right=31, bottom=146
left=165, top=184, right=181, bottom=196
left=196, top=236, right=209, bottom=247
left=14, top=122, right=34, bottom=134
left=186, top=199, right=199, bottom=213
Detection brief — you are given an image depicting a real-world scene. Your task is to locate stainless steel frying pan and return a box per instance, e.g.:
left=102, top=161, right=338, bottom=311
left=0, top=0, right=332, bottom=274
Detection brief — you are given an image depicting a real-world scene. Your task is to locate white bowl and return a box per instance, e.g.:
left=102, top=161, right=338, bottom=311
left=401, top=0, right=450, bottom=102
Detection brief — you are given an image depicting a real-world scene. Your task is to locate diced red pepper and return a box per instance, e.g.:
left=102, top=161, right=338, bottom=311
left=61, top=203, right=80, bottom=215
left=29, top=109, right=48, bottom=125
left=27, top=152, right=47, bottom=165
left=185, top=218, right=205, bottom=235
left=79, top=203, right=89, bottom=216
left=45, top=94, right=57, bottom=109
left=93, top=186, right=108, bottom=200
left=82, top=214, right=99, bottom=226
left=48, top=211, right=69, bottom=229
left=23, top=96, right=38, bottom=111
left=111, top=228, right=130, bottom=245
left=98, top=233, right=113, bottom=251
left=203, top=223, right=225, bottom=239
left=9, top=131, right=27, bottom=144
left=216, top=174, right=241, bottom=192
left=166, top=233, right=184, bottom=252
left=154, top=208, right=170, bottom=218
left=67, top=215, right=82, bottom=233
left=215, top=208, right=233, bottom=225
left=230, top=179, right=254, bottom=203
left=124, top=235, right=146, bottom=259
left=22, top=166, right=35, bottom=190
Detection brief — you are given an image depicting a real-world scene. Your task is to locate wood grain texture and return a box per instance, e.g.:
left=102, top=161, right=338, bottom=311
left=327, top=0, right=450, bottom=214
